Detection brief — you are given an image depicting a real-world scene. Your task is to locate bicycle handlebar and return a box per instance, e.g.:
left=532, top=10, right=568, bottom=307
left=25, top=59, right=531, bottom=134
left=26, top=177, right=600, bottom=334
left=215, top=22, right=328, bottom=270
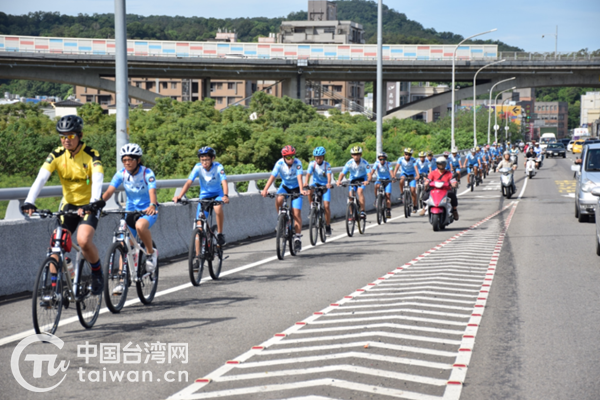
left=177, top=198, right=224, bottom=206
left=32, top=209, right=79, bottom=219
left=266, top=192, right=303, bottom=199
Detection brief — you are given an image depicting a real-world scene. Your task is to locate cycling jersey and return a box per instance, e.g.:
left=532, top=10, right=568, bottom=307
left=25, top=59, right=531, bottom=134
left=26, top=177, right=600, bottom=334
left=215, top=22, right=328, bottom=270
left=397, top=156, right=418, bottom=176
left=109, top=166, right=157, bottom=211
left=307, top=160, right=331, bottom=186
left=41, top=144, right=103, bottom=206
left=188, top=161, right=227, bottom=196
left=448, top=154, right=461, bottom=169
left=509, top=148, right=519, bottom=155
left=342, top=158, right=371, bottom=180
left=466, top=154, right=479, bottom=166
left=416, top=159, right=431, bottom=175
left=272, top=158, right=303, bottom=188
left=372, top=160, right=393, bottom=180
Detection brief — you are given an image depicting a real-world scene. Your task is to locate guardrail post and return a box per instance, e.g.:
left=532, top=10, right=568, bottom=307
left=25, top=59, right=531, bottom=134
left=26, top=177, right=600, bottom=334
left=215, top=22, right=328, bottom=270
left=228, top=182, right=239, bottom=197
left=5, top=200, right=26, bottom=221
left=246, top=181, right=260, bottom=194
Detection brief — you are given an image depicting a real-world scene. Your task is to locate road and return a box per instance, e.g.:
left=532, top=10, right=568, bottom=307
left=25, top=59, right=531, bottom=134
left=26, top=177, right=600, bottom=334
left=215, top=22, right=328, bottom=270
left=1, top=154, right=598, bottom=400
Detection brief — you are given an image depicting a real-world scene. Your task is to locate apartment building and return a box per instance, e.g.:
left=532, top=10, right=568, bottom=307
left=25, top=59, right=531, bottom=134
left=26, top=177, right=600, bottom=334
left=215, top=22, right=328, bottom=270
left=533, top=101, right=569, bottom=138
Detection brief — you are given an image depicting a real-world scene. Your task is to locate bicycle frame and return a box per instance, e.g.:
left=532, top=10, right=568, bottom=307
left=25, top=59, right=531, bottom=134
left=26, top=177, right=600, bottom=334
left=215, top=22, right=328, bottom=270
left=46, top=224, right=83, bottom=302
left=109, top=215, right=150, bottom=284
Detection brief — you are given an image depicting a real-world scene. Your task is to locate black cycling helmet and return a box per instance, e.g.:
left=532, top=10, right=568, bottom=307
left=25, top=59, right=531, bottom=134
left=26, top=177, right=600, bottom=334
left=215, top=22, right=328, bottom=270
left=56, top=115, right=83, bottom=134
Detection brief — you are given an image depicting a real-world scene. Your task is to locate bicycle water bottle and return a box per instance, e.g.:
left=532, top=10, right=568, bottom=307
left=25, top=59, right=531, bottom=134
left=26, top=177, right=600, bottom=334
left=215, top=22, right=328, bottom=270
left=66, top=257, right=75, bottom=280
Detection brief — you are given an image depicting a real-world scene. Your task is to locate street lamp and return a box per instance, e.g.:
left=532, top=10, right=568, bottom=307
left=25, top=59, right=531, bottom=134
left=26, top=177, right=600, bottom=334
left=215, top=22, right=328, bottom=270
left=451, top=28, right=497, bottom=150
left=494, top=87, right=516, bottom=143
left=114, top=0, right=129, bottom=171
left=487, top=77, right=516, bottom=143
left=504, top=98, right=511, bottom=142
left=472, top=59, right=505, bottom=148
left=542, top=25, right=558, bottom=60
left=375, top=0, right=383, bottom=155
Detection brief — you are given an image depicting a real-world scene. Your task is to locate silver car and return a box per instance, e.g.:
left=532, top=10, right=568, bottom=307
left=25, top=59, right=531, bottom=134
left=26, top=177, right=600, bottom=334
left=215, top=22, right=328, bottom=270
left=573, top=143, right=600, bottom=222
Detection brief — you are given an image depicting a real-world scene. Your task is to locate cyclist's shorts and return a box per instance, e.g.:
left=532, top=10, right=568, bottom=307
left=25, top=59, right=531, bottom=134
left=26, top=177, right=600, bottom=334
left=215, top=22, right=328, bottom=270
left=277, top=185, right=303, bottom=210
left=59, top=203, right=99, bottom=234
left=310, top=184, right=331, bottom=202
left=376, top=180, right=393, bottom=194
left=126, top=212, right=158, bottom=239
left=467, top=166, right=478, bottom=174
left=197, top=193, right=223, bottom=219
left=401, top=174, right=416, bottom=188
left=349, top=176, right=367, bottom=192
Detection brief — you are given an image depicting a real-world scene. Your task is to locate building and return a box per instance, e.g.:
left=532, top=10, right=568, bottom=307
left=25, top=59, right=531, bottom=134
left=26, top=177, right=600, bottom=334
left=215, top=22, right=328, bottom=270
left=581, top=91, right=600, bottom=127
left=407, top=83, right=451, bottom=123
left=53, top=99, right=84, bottom=118
left=533, top=101, right=568, bottom=139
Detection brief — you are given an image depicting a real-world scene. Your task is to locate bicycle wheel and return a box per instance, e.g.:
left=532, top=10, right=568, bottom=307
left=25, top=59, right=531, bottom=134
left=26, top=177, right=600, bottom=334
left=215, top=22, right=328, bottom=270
left=309, top=207, right=318, bottom=246
left=470, top=174, right=475, bottom=192
left=136, top=241, right=159, bottom=304
left=376, top=194, right=383, bottom=225
left=76, top=258, right=102, bottom=329
left=346, top=202, right=356, bottom=237
left=288, top=214, right=297, bottom=256
left=319, top=208, right=327, bottom=243
left=188, top=228, right=204, bottom=286
left=208, top=232, right=223, bottom=280
left=103, top=242, right=129, bottom=313
left=276, top=214, right=287, bottom=260
left=404, top=190, right=411, bottom=218
left=382, top=195, right=388, bottom=224
left=32, top=257, right=63, bottom=335
left=357, top=204, right=365, bottom=235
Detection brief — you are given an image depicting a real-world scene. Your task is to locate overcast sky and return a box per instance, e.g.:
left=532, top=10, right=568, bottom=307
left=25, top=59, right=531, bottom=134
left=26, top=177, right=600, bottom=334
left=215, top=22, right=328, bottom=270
left=3, top=0, right=599, bottom=52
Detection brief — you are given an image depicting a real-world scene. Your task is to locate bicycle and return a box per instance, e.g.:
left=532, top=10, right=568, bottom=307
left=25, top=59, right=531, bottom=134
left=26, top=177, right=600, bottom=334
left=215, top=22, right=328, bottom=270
left=375, top=178, right=394, bottom=225
left=102, top=210, right=159, bottom=312
left=31, top=209, right=102, bottom=334
left=415, top=177, right=426, bottom=215
left=341, top=182, right=367, bottom=237
left=467, top=167, right=477, bottom=192
left=402, top=176, right=415, bottom=218
left=307, top=185, right=331, bottom=245
left=180, top=198, right=225, bottom=286
left=267, top=192, right=302, bottom=260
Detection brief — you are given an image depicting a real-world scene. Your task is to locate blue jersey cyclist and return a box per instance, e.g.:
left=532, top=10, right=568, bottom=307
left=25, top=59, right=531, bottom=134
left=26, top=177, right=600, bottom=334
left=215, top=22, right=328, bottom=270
left=462, top=148, right=482, bottom=188
left=448, top=147, right=462, bottom=183
left=416, top=151, right=431, bottom=176
left=304, top=146, right=333, bottom=236
left=102, top=143, right=158, bottom=294
left=336, top=146, right=371, bottom=220
left=262, top=145, right=307, bottom=252
left=173, top=146, right=229, bottom=246
left=393, top=147, right=420, bottom=210
left=367, top=152, right=394, bottom=219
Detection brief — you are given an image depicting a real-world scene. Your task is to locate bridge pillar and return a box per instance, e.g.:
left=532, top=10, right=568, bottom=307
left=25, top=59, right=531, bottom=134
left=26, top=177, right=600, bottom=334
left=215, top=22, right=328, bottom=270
left=282, top=75, right=306, bottom=100
left=201, top=78, right=211, bottom=100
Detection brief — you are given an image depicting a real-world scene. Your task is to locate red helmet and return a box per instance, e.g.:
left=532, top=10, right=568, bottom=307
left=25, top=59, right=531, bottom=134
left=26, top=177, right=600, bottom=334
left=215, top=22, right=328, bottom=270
left=281, top=145, right=296, bottom=157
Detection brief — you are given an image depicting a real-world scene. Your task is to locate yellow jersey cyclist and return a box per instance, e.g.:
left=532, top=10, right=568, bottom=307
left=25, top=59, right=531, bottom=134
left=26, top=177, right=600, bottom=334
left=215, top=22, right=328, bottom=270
left=304, top=146, right=333, bottom=236
left=336, top=146, right=371, bottom=220
left=173, top=146, right=230, bottom=246
left=22, top=115, right=106, bottom=296
left=393, top=147, right=420, bottom=210
left=261, top=145, right=308, bottom=252
left=367, top=151, right=394, bottom=219
left=102, top=144, right=158, bottom=295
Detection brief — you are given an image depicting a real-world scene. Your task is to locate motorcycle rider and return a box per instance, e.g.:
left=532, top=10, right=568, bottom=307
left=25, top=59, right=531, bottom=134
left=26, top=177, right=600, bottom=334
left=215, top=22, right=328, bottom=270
left=424, top=157, right=459, bottom=220
left=498, top=151, right=517, bottom=193
left=509, top=143, right=520, bottom=166
left=524, top=143, right=538, bottom=171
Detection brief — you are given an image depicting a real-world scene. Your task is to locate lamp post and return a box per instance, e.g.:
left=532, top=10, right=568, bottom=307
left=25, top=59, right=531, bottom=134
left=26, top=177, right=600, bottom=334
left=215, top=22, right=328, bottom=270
left=375, top=0, right=383, bottom=155
left=542, top=25, right=558, bottom=60
left=473, top=59, right=505, bottom=148
left=450, top=28, right=497, bottom=150
left=114, top=0, right=129, bottom=171
left=504, top=98, right=511, bottom=142
left=487, top=77, right=516, bottom=143
left=494, top=87, right=516, bottom=143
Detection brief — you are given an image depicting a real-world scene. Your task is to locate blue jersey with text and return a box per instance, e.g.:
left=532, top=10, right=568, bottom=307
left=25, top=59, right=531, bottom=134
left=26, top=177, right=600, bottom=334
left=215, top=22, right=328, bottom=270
left=271, top=158, right=303, bottom=188
left=416, top=159, right=431, bottom=175
left=397, top=157, right=418, bottom=176
left=466, top=153, right=479, bottom=166
left=448, top=154, right=461, bottom=168
left=342, top=158, right=371, bottom=180
left=110, top=166, right=157, bottom=212
left=188, top=162, right=227, bottom=195
left=372, top=161, right=393, bottom=180
left=307, top=160, right=331, bottom=186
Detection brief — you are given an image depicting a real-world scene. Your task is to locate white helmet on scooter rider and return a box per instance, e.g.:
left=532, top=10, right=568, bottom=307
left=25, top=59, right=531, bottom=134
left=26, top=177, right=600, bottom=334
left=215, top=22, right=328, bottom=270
left=436, top=156, right=447, bottom=167
left=503, top=151, right=510, bottom=156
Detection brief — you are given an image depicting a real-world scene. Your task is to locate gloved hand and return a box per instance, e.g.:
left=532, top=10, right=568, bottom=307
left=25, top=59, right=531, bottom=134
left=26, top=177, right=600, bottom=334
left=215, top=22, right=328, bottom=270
left=82, top=199, right=106, bottom=213
left=21, top=202, right=37, bottom=212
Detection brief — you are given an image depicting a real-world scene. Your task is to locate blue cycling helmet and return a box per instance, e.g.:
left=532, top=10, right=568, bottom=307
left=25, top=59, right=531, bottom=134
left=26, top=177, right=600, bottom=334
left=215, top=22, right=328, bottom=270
left=197, top=146, right=216, bottom=157
left=313, top=146, right=326, bottom=156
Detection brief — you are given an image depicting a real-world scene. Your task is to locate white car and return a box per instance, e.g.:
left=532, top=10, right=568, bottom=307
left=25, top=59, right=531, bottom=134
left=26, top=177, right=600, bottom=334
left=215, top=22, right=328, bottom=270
left=568, top=140, right=574, bottom=152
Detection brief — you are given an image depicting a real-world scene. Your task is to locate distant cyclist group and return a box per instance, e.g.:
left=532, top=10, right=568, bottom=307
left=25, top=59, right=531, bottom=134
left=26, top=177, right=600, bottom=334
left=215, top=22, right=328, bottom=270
left=22, top=115, right=525, bottom=335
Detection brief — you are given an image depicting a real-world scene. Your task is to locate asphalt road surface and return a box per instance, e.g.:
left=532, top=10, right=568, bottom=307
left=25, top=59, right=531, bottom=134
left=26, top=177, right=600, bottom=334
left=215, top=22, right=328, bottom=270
left=1, top=154, right=598, bottom=400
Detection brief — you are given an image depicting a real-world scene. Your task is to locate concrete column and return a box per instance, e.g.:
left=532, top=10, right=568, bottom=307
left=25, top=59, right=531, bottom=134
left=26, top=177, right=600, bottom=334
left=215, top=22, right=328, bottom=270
left=201, top=78, right=211, bottom=100
left=282, top=75, right=306, bottom=100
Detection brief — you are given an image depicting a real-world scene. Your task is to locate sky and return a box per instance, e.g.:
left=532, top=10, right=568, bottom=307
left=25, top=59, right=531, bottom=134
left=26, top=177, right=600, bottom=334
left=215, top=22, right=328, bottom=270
left=3, top=0, right=599, bottom=52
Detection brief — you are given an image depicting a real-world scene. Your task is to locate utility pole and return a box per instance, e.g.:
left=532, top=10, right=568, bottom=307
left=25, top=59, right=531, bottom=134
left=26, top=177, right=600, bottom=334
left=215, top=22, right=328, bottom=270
left=115, top=0, right=129, bottom=171
left=375, top=0, right=383, bottom=155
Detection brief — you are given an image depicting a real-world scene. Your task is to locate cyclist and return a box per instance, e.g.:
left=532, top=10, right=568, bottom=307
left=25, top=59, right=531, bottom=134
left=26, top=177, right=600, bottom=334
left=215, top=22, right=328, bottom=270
left=173, top=146, right=229, bottom=246
left=425, top=151, right=435, bottom=170
left=442, top=152, right=452, bottom=172
left=102, top=144, right=158, bottom=294
left=463, top=148, right=481, bottom=188
left=448, top=148, right=462, bottom=183
left=475, top=146, right=485, bottom=182
left=416, top=151, right=431, bottom=177
left=424, top=156, right=459, bottom=221
left=393, top=148, right=420, bottom=210
left=304, top=146, right=333, bottom=236
left=261, top=145, right=307, bottom=251
left=367, top=151, right=394, bottom=219
left=336, top=146, right=371, bottom=220
left=22, top=115, right=105, bottom=296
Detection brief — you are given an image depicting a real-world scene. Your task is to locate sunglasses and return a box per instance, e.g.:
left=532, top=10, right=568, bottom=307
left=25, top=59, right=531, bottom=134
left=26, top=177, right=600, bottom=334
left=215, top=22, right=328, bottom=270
left=284, top=155, right=295, bottom=160
left=378, top=158, right=387, bottom=161
left=121, top=157, right=137, bottom=163
left=351, top=153, right=361, bottom=156
left=60, top=134, right=78, bottom=140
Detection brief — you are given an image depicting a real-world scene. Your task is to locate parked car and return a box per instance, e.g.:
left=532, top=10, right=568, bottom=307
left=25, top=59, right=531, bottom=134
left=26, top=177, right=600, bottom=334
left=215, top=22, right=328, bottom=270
left=568, top=140, right=575, bottom=152
left=546, top=143, right=566, bottom=158
left=572, top=143, right=600, bottom=222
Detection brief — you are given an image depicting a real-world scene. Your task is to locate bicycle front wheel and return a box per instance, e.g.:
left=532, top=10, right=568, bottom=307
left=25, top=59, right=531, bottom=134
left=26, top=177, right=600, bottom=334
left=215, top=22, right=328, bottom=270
left=404, top=190, right=411, bottom=218
left=276, top=214, right=287, bottom=260
left=208, top=233, right=223, bottom=280
left=188, top=228, right=205, bottom=286
left=136, top=241, right=159, bottom=304
left=309, top=207, right=318, bottom=246
left=32, top=257, right=63, bottom=335
left=346, top=202, right=356, bottom=237
left=288, top=214, right=297, bottom=257
left=76, top=258, right=102, bottom=329
left=319, top=208, right=327, bottom=243
left=376, top=194, right=383, bottom=225
left=357, top=204, right=365, bottom=234
left=470, top=174, right=475, bottom=191
left=104, top=242, right=128, bottom=313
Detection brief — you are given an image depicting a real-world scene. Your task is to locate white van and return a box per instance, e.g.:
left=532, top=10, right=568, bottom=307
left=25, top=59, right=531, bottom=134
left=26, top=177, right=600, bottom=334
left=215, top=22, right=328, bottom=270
left=540, top=133, right=557, bottom=150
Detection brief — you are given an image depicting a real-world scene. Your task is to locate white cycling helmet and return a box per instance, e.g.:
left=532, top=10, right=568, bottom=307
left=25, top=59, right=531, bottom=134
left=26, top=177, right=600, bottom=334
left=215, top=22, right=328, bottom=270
left=120, top=143, right=143, bottom=158
left=451, top=147, right=458, bottom=153
left=436, top=156, right=447, bottom=166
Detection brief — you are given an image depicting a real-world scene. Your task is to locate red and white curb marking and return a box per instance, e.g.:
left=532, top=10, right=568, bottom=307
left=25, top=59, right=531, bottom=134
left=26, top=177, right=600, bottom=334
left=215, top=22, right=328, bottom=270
left=169, top=202, right=519, bottom=400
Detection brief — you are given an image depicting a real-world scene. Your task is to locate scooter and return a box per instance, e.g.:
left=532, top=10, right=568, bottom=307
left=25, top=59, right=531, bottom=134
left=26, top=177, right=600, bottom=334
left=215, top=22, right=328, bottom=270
left=499, top=167, right=515, bottom=198
left=525, top=157, right=536, bottom=179
left=427, top=180, right=454, bottom=232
